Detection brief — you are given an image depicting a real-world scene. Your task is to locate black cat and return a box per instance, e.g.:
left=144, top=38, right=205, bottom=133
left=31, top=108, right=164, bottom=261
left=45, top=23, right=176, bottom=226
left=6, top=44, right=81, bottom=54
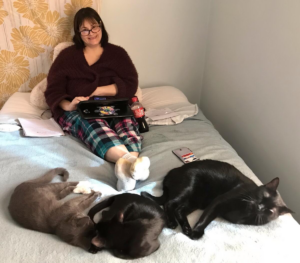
left=141, top=159, right=293, bottom=240
left=88, top=193, right=165, bottom=259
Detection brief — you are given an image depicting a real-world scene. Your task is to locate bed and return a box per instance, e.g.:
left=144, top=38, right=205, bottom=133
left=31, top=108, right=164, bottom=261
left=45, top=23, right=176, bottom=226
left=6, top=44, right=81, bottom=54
left=0, top=86, right=299, bottom=263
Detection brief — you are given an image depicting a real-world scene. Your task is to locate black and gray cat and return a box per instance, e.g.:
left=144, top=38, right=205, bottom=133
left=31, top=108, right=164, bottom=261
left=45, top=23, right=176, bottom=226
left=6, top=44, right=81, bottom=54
left=88, top=193, right=165, bottom=259
left=8, top=168, right=99, bottom=251
left=142, top=159, right=293, bottom=240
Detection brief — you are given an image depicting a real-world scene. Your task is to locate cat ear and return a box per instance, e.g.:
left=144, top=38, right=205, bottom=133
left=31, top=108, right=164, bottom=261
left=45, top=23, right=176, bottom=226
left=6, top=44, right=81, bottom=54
left=279, top=206, right=295, bottom=215
left=112, top=213, right=124, bottom=223
left=265, top=177, right=280, bottom=191
left=119, top=213, right=124, bottom=223
left=92, top=236, right=105, bottom=248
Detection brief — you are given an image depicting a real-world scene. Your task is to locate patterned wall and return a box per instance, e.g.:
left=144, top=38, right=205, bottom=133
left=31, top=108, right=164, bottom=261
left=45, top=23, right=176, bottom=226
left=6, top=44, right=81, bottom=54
left=0, top=0, right=101, bottom=108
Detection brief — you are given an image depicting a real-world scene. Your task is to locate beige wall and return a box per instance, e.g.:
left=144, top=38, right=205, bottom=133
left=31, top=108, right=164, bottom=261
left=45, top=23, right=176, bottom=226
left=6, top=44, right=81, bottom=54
left=100, top=0, right=210, bottom=104
left=201, top=0, right=300, bottom=222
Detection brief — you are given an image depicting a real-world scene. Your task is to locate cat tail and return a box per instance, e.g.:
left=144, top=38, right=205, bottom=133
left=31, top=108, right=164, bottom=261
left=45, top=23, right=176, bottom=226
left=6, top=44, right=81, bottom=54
left=26, top=168, right=69, bottom=184
left=88, top=196, right=115, bottom=222
left=141, top=191, right=166, bottom=205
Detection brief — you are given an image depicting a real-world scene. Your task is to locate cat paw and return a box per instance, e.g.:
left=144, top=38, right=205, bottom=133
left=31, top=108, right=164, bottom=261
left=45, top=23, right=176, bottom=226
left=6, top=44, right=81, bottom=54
left=182, top=225, right=192, bottom=236
left=190, top=229, right=205, bottom=240
left=166, top=220, right=178, bottom=229
left=92, top=191, right=102, bottom=199
left=88, top=245, right=99, bottom=254
left=55, top=168, right=69, bottom=181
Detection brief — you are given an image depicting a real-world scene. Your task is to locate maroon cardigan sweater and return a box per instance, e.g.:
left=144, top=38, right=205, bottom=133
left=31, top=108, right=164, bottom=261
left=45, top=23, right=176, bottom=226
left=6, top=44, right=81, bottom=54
left=45, top=43, right=138, bottom=121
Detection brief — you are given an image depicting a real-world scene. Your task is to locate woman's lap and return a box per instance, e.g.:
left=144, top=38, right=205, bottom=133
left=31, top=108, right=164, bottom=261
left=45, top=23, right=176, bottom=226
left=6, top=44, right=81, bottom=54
left=58, top=111, right=141, bottom=159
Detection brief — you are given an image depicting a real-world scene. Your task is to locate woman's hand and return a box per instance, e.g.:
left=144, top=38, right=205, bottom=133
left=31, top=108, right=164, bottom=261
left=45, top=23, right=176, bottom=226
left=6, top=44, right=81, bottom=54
left=59, top=97, right=89, bottom=111
left=68, top=96, right=90, bottom=111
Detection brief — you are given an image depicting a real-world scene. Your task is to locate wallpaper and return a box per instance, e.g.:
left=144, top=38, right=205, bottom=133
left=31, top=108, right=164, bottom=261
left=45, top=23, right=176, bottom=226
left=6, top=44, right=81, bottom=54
left=0, top=0, right=101, bottom=108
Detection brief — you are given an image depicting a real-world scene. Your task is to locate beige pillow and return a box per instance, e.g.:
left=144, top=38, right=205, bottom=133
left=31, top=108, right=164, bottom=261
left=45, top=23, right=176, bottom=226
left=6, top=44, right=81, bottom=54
left=30, top=78, right=48, bottom=110
left=52, top=42, right=74, bottom=61
left=142, top=86, right=189, bottom=108
left=29, top=42, right=74, bottom=110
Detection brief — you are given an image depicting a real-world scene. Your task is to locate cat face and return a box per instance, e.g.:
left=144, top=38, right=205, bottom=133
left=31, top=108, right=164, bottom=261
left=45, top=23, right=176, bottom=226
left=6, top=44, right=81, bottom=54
left=223, top=178, right=293, bottom=225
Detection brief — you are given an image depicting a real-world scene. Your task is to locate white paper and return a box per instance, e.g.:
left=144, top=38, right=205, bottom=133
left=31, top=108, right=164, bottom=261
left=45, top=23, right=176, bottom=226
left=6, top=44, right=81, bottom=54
left=145, top=108, right=179, bottom=121
left=18, top=118, right=65, bottom=137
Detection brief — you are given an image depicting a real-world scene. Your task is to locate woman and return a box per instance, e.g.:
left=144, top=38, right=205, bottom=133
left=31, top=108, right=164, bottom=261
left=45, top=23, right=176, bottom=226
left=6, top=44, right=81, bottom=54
left=45, top=7, right=150, bottom=191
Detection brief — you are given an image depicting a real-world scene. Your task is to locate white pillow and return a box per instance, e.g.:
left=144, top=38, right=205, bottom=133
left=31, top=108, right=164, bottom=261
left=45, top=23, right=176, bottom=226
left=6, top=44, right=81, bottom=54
left=52, top=42, right=74, bottom=62
left=30, top=78, right=48, bottom=110
left=141, top=86, right=198, bottom=125
left=142, top=86, right=188, bottom=108
left=0, top=92, right=51, bottom=125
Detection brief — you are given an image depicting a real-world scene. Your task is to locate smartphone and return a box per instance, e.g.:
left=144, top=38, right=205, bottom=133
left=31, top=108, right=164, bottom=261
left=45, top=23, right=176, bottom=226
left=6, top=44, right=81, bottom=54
left=172, top=147, right=199, bottom=164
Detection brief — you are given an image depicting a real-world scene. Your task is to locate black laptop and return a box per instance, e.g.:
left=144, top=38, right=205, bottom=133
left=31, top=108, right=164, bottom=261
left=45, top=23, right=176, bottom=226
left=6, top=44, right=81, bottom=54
left=77, top=97, right=133, bottom=119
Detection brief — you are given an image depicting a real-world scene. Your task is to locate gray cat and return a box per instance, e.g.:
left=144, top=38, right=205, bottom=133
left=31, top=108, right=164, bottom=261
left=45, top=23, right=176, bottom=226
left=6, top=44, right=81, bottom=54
left=8, top=168, right=100, bottom=252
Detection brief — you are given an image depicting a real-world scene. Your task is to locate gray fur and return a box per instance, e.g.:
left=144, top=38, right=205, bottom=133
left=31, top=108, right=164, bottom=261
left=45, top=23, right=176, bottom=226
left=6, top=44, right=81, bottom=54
left=8, top=168, right=99, bottom=251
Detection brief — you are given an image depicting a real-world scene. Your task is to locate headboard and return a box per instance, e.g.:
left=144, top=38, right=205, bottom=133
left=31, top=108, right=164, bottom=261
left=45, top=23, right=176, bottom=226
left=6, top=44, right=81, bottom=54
left=0, top=0, right=101, bottom=108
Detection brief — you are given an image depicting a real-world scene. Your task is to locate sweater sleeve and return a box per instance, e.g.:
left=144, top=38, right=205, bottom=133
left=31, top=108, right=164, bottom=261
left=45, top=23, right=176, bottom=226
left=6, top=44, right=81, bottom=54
left=45, top=49, right=73, bottom=117
left=111, top=47, right=138, bottom=99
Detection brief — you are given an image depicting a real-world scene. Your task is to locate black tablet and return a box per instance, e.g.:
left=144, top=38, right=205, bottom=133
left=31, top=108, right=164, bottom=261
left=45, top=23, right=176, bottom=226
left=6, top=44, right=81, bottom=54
left=77, top=98, right=133, bottom=119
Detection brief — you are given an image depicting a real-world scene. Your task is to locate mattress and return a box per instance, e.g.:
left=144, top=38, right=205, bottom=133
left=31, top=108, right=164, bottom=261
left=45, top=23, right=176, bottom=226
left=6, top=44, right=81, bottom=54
left=0, top=111, right=299, bottom=263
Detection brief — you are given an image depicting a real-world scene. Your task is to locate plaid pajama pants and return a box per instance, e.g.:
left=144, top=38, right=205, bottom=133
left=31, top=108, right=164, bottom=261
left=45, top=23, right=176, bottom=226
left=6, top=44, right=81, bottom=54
left=58, top=111, right=142, bottom=159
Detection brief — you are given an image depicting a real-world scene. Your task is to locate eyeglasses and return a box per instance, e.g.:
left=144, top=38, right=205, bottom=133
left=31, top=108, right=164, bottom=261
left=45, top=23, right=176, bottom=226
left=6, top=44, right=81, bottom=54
left=79, top=24, right=101, bottom=36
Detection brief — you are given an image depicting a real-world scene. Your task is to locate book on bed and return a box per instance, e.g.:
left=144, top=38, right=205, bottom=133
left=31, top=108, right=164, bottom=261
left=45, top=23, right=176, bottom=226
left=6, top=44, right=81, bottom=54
left=18, top=118, right=65, bottom=137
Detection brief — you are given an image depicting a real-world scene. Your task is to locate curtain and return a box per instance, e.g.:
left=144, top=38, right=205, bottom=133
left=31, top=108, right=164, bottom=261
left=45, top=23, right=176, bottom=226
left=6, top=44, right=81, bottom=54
left=0, top=0, right=101, bottom=108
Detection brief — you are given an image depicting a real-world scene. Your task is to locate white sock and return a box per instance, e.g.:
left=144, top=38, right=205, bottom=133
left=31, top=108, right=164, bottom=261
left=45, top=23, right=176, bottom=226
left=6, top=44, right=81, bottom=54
left=121, top=153, right=150, bottom=181
left=130, top=156, right=150, bottom=181
left=115, top=158, right=136, bottom=191
left=114, top=153, right=151, bottom=191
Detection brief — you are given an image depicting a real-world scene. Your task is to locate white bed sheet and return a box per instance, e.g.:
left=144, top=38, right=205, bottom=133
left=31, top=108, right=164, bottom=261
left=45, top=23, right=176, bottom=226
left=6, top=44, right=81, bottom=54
left=0, top=111, right=299, bottom=263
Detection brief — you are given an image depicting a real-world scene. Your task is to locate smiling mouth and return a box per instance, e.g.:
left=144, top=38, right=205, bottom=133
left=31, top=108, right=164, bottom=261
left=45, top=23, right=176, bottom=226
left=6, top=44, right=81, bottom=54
left=88, top=36, right=97, bottom=40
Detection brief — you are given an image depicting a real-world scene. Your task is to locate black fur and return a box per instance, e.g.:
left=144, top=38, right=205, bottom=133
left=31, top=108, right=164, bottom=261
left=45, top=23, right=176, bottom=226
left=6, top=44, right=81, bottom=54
left=88, top=193, right=165, bottom=259
left=142, top=160, right=293, bottom=240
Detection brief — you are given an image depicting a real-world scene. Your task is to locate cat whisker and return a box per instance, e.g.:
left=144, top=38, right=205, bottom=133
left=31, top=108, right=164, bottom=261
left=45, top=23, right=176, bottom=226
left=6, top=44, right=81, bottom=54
left=242, top=194, right=255, bottom=202
left=255, top=214, right=260, bottom=225
left=255, top=215, right=259, bottom=225
left=239, top=194, right=255, bottom=205
left=241, top=199, right=251, bottom=203
left=257, top=214, right=266, bottom=226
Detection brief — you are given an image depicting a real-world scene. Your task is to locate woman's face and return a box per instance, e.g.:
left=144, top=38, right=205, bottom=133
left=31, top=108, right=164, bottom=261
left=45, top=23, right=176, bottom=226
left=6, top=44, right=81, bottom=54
left=79, top=19, right=102, bottom=47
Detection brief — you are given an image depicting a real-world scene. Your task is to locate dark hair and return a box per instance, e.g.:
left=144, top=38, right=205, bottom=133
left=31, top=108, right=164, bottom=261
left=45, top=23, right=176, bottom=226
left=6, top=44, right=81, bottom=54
left=72, top=7, right=109, bottom=48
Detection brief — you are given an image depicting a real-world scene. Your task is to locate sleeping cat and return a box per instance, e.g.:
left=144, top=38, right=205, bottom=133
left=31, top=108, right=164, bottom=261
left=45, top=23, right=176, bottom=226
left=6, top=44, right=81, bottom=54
left=88, top=193, right=165, bottom=259
left=8, top=168, right=99, bottom=252
left=141, top=159, right=293, bottom=240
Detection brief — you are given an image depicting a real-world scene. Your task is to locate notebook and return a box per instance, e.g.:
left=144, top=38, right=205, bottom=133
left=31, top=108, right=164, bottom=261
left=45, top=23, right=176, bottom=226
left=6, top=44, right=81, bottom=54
left=18, top=118, right=65, bottom=137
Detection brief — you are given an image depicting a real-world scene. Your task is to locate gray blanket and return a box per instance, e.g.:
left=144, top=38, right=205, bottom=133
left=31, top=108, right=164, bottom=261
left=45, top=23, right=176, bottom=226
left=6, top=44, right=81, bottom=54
left=0, top=111, right=299, bottom=263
